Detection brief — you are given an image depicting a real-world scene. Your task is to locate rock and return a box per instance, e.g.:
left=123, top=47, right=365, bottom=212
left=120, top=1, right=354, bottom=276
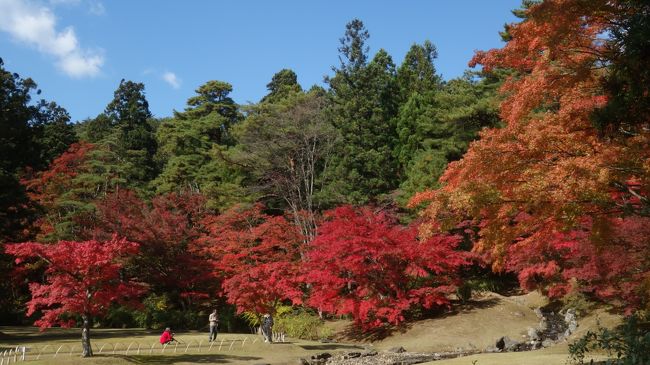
left=485, top=345, right=501, bottom=353
left=527, top=327, right=541, bottom=341
left=386, top=346, right=406, bottom=353
left=362, top=349, right=378, bottom=357
left=534, top=307, right=544, bottom=318
left=496, top=336, right=524, bottom=352
left=343, top=352, right=361, bottom=359
left=496, top=337, right=506, bottom=350
left=542, top=339, right=555, bottom=348
left=298, top=359, right=310, bottom=365
left=311, top=352, right=331, bottom=360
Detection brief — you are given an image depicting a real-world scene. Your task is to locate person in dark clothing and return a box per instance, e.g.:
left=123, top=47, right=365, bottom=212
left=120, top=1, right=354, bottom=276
left=261, top=313, right=274, bottom=343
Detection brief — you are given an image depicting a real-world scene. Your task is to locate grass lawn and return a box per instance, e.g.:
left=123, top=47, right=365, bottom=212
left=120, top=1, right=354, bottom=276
left=0, top=292, right=621, bottom=365
left=0, top=326, right=365, bottom=364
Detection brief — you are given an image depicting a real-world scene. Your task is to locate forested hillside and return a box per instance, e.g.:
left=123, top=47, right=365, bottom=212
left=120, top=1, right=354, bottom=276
left=1, top=0, right=648, bottom=359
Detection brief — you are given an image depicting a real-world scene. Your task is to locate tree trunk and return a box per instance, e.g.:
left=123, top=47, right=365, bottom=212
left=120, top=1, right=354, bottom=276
left=81, top=314, right=93, bottom=357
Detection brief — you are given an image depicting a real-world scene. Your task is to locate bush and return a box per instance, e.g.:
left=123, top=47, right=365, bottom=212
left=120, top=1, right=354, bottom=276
left=569, top=313, right=650, bottom=365
left=274, top=307, right=331, bottom=340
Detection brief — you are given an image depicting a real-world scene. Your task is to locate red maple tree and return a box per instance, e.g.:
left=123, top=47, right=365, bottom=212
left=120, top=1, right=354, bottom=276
left=195, top=204, right=304, bottom=316
left=304, top=206, right=468, bottom=329
left=91, top=190, right=217, bottom=308
left=6, top=237, right=144, bottom=357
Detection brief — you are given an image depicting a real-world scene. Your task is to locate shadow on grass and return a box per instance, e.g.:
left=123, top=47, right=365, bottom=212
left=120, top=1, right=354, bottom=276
left=0, top=326, right=160, bottom=344
left=298, top=344, right=364, bottom=351
left=114, top=354, right=262, bottom=364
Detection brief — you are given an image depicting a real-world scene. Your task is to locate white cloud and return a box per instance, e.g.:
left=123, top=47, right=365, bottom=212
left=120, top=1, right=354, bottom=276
left=88, top=0, right=104, bottom=15
left=0, top=0, right=104, bottom=78
left=162, top=71, right=181, bottom=89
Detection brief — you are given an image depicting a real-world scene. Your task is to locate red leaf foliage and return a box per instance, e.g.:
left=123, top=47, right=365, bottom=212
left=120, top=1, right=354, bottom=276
left=506, top=216, right=650, bottom=311
left=195, top=204, right=304, bottom=314
left=304, top=206, right=468, bottom=329
left=5, top=236, right=145, bottom=329
left=91, top=190, right=216, bottom=303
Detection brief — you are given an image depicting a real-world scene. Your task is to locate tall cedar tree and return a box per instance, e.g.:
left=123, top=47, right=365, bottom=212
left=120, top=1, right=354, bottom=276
left=195, top=204, right=304, bottom=316
left=305, top=206, right=468, bottom=329
left=104, top=79, right=158, bottom=188
left=6, top=237, right=145, bottom=357
left=324, top=19, right=400, bottom=205
left=411, top=0, right=650, bottom=310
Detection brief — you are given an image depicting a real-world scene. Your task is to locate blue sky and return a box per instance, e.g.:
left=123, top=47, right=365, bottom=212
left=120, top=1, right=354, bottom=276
left=0, top=0, right=522, bottom=122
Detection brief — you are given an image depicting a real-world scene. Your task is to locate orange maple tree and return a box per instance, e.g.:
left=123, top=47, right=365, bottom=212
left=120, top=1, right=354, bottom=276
left=411, top=0, right=650, bottom=309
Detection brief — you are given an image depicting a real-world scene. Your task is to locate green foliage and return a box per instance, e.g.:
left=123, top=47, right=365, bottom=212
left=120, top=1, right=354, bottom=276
left=261, top=69, right=302, bottom=103
left=154, top=80, right=247, bottom=211
left=274, top=307, right=330, bottom=340
left=397, top=72, right=502, bottom=204
left=132, top=294, right=203, bottom=330
left=324, top=20, right=401, bottom=204
left=104, top=79, right=158, bottom=188
left=569, top=314, right=650, bottom=365
left=233, top=89, right=336, bottom=239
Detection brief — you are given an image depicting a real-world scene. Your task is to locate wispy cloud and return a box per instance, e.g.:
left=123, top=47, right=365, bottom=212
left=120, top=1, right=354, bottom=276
left=162, top=71, right=181, bottom=89
left=88, top=0, right=104, bottom=15
left=0, top=0, right=104, bottom=78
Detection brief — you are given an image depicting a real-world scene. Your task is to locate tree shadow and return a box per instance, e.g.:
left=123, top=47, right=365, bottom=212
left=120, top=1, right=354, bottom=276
left=113, top=353, right=263, bottom=364
left=0, top=326, right=162, bottom=344
left=298, top=344, right=364, bottom=351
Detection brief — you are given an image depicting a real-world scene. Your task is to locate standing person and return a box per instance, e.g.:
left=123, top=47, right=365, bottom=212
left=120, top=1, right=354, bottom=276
left=261, top=313, right=274, bottom=343
left=208, top=309, right=219, bottom=342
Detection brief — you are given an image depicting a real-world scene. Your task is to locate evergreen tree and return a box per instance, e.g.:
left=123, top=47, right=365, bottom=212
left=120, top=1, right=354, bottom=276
left=261, top=68, right=302, bottom=103
left=155, top=81, right=247, bottom=210
left=104, top=79, right=158, bottom=186
left=323, top=19, right=400, bottom=205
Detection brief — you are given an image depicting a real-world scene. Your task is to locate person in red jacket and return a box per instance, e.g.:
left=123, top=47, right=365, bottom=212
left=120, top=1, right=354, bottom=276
left=159, top=327, right=175, bottom=345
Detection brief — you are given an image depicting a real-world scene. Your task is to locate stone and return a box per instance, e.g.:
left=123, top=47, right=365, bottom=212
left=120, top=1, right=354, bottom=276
left=496, top=336, right=506, bottom=350
left=568, top=321, right=578, bottom=333
left=534, top=307, right=544, bottom=318
left=485, top=345, right=501, bottom=353
left=542, top=339, right=555, bottom=348
left=298, top=359, right=310, bottom=365
left=343, top=352, right=361, bottom=359
left=496, top=336, right=524, bottom=352
left=527, top=327, right=541, bottom=341
left=311, top=352, right=331, bottom=360
left=386, top=346, right=406, bottom=353
left=361, top=349, right=378, bottom=357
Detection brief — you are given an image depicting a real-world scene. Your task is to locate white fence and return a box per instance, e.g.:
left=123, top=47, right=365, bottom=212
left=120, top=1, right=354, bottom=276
left=0, top=332, right=286, bottom=363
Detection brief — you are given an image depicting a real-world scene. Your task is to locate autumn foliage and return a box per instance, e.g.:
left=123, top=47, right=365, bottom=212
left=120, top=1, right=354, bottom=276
left=92, top=190, right=216, bottom=304
left=411, top=0, right=650, bottom=310
left=304, top=206, right=468, bottom=328
left=196, top=204, right=305, bottom=314
left=6, top=236, right=144, bottom=328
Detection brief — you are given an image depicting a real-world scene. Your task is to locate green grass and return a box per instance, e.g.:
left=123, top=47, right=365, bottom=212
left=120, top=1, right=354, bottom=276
left=0, top=326, right=364, bottom=364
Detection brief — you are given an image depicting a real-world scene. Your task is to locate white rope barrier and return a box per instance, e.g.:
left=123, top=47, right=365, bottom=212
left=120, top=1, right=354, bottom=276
left=2, top=331, right=288, bottom=362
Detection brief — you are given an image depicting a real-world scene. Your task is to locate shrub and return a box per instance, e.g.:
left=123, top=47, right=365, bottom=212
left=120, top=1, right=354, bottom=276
left=569, top=313, right=650, bottom=365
